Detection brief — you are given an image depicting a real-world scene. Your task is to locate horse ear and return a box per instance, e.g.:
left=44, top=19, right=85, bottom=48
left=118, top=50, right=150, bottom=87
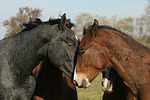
left=59, top=13, right=67, bottom=30
left=34, top=18, right=43, bottom=25
left=66, top=19, right=75, bottom=29
left=93, top=19, right=99, bottom=26
left=91, top=19, right=99, bottom=37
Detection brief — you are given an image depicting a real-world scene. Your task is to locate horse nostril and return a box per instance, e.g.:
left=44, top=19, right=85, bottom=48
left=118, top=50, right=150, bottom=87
left=82, top=79, right=86, bottom=88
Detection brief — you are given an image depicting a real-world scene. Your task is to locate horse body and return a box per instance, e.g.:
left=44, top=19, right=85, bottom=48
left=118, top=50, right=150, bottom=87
left=73, top=19, right=150, bottom=100
left=0, top=14, right=79, bottom=100
left=33, top=59, right=77, bottom=100
left=100, top=28, right=150, bottom=99
left=98, top=27, right=150, bottom=98
left=0, top=26, right=47, bottom=99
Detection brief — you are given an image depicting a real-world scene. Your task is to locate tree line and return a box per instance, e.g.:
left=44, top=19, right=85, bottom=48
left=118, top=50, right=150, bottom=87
left=2, top=0, right=150, bottom=47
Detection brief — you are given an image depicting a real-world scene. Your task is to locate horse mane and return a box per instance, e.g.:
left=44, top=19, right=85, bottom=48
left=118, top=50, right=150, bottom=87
left=84, top=24, right=150, bottom=53
left=22, top=18, right=75, bottom=32
left=98, top=25, right=141, bottom=46
left=83, top=24, right=130, bottom=38
left=98, top=25, right=131, bottom=38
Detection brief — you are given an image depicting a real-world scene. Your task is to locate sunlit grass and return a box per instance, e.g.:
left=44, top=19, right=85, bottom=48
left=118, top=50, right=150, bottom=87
left=76, top=73, right=104, bottom=100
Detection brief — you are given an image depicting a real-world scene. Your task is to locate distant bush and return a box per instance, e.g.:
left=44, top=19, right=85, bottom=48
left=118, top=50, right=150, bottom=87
left=136, top=35, right=150, bottom=48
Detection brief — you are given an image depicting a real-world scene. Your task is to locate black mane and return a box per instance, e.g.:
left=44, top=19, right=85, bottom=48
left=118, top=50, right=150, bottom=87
left=22, top=18, right=75, bottom=32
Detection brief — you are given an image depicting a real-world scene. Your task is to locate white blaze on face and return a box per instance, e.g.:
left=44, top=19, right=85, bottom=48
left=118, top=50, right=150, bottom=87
left=74, top=34, right=79, bottom=41
left=73, top=67, right=77, bottom=84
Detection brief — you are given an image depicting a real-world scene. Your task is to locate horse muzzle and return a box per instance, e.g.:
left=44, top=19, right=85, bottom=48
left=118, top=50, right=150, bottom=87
left=73, top=74, right=91, bottom=88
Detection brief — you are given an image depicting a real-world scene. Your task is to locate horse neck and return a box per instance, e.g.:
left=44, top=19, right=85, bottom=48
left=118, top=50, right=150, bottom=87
left=36, top=59, right=62, bottom=92
left=106, top=30, right=150, bottom=74
left=35, top=59, right=77, bottom=99
left=103, top=30, right=150, bottom=95
left=1, top=25, right=54, bottom=76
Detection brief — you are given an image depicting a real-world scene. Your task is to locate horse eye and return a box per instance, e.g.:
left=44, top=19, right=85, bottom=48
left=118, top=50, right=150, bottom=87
left=67, top=42, right=73, bottom=46
left=62, top=40, right=73, bottom=46
left=64, top=41, right=73, bottom=46
left=79, top=50, right=86, bottom=55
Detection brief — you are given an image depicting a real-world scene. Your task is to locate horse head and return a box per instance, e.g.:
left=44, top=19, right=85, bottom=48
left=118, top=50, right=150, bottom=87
left=73, top=19, right=112, bottom=88
left=73, top=19, right=138, bottom=96
left=46, top=14, right=80, bottom=78
left=0, top=13, right=79, bottom=99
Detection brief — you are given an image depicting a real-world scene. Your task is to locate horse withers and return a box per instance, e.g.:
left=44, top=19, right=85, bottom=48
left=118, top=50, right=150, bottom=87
left=0, top=13, right=79, bottom=100
left=73, top=19, right=150, bottom=100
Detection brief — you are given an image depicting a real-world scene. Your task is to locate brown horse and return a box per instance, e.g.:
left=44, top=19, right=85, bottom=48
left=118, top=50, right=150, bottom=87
left=101, top=66, right=136, bottom=100
left=73, top=19, right=150, bottom=100
left=32, top=58, right=78, bottom=100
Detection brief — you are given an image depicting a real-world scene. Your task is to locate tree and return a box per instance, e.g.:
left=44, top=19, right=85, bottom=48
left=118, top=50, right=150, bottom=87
left=113, top=17, right=134, bottom=36
left=136, top=35, right=150, bottom=48
left=96, top=16, right=111, bottom=25
left=3, top=7, right=42, bottom=38
left=135, top=17, right=145, bottom=37
left=144, top=0, right=150, bottom=35
left=75, top=13, right=93, bottom=29
left=135, top=0, right=150, bottom=37
left=75, top=13, right=134, bottom=39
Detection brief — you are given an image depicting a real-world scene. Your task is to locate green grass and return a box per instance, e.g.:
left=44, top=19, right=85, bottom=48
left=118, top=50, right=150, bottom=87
left=76, top=73, right=104, bottom=100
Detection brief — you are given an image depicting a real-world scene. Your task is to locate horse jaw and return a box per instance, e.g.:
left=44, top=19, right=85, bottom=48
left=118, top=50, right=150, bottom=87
left=73, top=68, right=91, bottom=88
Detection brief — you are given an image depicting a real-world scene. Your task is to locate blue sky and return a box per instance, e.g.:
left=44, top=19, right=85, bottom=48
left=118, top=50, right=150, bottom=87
left=0, top=0, right=148, bottom=40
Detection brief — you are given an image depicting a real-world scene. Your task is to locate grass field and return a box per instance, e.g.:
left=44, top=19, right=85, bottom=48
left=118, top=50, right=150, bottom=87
left=76, top=73, right=104, bottom=100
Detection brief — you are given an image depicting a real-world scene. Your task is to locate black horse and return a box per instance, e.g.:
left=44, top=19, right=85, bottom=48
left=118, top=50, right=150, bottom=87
left=0, top=13, right=79, bottom=100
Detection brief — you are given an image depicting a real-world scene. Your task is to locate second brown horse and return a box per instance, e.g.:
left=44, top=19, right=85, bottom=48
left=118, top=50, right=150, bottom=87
left=73, top=19, right=150, bottom=100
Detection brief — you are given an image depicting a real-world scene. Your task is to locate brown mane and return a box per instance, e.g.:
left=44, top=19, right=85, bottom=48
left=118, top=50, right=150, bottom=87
left=84, top=24, right=149, bottom=54
left=98, top=25, right=136, bottom=42
left=84, top=24, right=130, bottom=38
